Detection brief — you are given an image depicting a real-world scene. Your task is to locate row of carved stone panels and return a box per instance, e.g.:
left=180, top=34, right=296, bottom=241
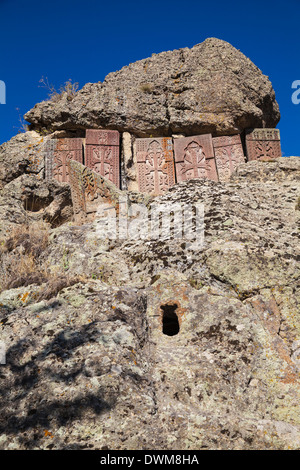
left=44, top=128, right=281, bottom=195
left=44, top=130, right=120, bottom=185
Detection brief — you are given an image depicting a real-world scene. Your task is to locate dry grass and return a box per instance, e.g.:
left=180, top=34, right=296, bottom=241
left=139, top=82, right=154, bottom=94
left=0, top=222, right=86, bottom=301
left=4, top=222, right=49, bottom=255
left=39, top=77, right=79, bottom=102
left=0, top=222, right=49, bottom=292
left=15, top=107, right=30, bottom=134
left=259, top=158, right=278, bottom=163
left=34, top=274, right=81, bottom=302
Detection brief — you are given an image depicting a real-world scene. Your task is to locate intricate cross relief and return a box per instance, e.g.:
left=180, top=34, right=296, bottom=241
left=53, top=151, right=74, bottom=182
left=174, top=134, right=219, bottom=183
left=178, top=141, right=206, bottom=179
left=85, top=129, right=120, bottom=188
left=82, top=166, right=101, bottom=206
left=212, top=135, right=245, bottom=181
left=136, top=137, right=175, bottom=194
left=44, top=138, right=83, bottom=183
left=245, top=128, right=281, bottom=161
left=90, top=147, right=115, bottom=181
left=252, top=141, right=278, bottom=160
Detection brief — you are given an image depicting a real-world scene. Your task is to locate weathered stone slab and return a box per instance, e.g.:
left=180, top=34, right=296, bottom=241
left=86, top=129, right=120, bottom=146
left=85, top=129, right=120, bottom=188
left=245, top=128, right=281, bottom=161
left=44, top=139, right=56, bottom=181
left=44, top=138, right=83, bottom=183
left=136, top=137, right=175, bottom=194
left=54, top=139, right=83, bottom=182
left=174, top=134, right=219, bottom=182
left=213, top=134, right=245, bottom=181
left=68, top=160, right=123, bottom=224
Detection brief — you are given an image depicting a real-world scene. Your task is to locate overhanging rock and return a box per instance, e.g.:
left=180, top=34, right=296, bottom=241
left=24, top=38, right=280, bottom=137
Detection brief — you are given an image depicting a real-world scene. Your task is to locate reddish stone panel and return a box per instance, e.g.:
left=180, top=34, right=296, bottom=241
left=213, top=135, right=242, bottom=148
left=174, top=134, right=219, bottom=183
left=86, top=129, right=120, bottom=146
left=245, top=128, right=281, bottom=161
left=53, top=139, right=83, bottom=183
left=85, top=130, right=120, bottom=188
left=136, top=137, right=175, bottom=195
left=213, top=134, right=245, bottom=181
left=45, top=138, right=83, bottom=183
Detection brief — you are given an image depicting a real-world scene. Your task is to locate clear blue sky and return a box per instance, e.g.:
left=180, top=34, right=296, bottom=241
left=0, top=0, right=299, bottom=156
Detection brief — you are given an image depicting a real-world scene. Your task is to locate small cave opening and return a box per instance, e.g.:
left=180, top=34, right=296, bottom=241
left=161, top=303, right=180, bottom=336
left=23, top=195, right=54, bottom=212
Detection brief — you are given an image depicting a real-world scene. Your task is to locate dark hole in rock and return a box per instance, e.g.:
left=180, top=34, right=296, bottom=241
left=161, top=303, right=179, bottom=336
left=23, top=195, right=54, bottom=212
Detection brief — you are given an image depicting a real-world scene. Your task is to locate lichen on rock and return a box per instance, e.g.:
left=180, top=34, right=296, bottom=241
left=24, top=38, right=280, bottom=137
left=0, top=156, right=299, bottom=449
left=0, top=38, right=299, bottom=450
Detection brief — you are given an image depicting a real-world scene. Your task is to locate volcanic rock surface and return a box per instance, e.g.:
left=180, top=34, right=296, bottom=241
left=0, top=39, right=298, bottom=450
left=24, top=38, right=280, bottom=137
left=0, top=157, right=299, bottom=450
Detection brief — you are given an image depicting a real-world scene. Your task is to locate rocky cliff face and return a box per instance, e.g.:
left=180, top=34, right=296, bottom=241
left=0, top=39, right=298, bottom=450
left=24, top=38, right=280, bottom=137
left=0, top=156, right=299, bottom=450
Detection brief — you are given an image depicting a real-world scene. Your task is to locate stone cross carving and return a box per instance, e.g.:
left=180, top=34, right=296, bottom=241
left=136, top=137, right=175, bottom=194
left=212, top=135, right=245, bottom=181
left=44, top=138, right=83, bottom=183
left=174, top=134, right=219, bottom=182
left=68, top=160, right=123, bottom=224
left=245, top=128, right=281, bottom=161
left=85, top=129, right=120, bottom=188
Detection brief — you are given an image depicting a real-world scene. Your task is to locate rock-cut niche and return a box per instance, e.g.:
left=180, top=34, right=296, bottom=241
left=161, top=303, right=180, bottom=336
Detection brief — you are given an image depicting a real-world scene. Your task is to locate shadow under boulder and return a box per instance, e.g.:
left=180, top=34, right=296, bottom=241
left=0, top=174, right=74, bottom=239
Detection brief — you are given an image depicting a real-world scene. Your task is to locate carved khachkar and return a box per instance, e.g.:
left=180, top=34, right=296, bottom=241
left=174, top=134, right=219, bottom=183
left=245, top=128, right=281, bottom=161
left=68, top=159, right=87, bottom=224
left=44, top=138, right=83, bottom=182
left=212, top=135, right=245, bottom=182
left=68, top=160, right=123, bottom=224
left=136, top=137, right=176, bottom=194
left=85, top=129, right=120, bottom=188
left=44, top=139, right=57, bottom=181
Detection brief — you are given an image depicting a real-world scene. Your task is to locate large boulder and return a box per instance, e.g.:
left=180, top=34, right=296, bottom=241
left=0, top=131, right=45, bottom=189
left=0, top=132, right=74, bottom=237
left=24, top=38, right=280, bottom=137
left=0, top=175, right=73, bottom=240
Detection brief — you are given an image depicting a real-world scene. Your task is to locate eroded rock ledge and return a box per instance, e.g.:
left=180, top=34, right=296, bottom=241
left=24, top=38, right=280, bottom=137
